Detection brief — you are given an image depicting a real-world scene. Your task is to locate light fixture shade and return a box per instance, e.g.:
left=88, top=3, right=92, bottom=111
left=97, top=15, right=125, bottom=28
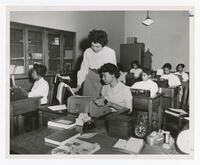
left=142, top=17, right=154, bottom=26
left=142, top=11, right=154, bottom=26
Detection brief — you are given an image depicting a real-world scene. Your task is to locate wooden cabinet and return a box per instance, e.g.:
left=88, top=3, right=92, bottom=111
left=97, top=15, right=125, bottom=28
left=10, top=22, right=76, bottom=77
left=120, top=43, right=145, bottom=72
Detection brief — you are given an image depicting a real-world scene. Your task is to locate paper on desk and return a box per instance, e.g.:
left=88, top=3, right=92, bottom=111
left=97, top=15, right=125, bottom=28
left=167, top=108, right=188, bottom=115
left=48, top=104, right=67, bottom=111
left=165, top=110, right=180, bottom=117
left=110, top=108, right=117, bottom=112
left=113, top=137, right=144, bottom=154
left=79, top=132, right=98, bottom=139
left=57, top=119, right=73, bottom=125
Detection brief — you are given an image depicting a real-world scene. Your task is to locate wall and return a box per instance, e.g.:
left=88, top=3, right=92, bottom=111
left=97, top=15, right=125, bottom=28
left=10, top=11, right=190, bottom=71
left=10, top=11, right=125, bottom=62
left=124, top=11, right=189, bottom=71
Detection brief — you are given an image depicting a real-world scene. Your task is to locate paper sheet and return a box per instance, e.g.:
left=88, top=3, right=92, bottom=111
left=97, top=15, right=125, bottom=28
left=57, top=119, right=73, bottom=125
left=167, top=108, right=188, bottom=115
left=79, top=132, right=97, bottom=139
left=48, top=104, right=67, bottom=111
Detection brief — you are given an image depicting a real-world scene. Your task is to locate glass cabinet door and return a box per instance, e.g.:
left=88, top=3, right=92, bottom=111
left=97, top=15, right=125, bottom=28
left=63, top=33, right=74, bottom=73
left=47, top=33, right=61, bottom=74
left=10, top=28, right=25, bottom=75
left=27, top=30, right=43, bottom=69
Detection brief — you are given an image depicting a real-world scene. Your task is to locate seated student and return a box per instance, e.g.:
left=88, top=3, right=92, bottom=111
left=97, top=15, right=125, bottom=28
left=174, top=64, right=189, bottom=109
left=131, top=68, right=159, bottom=97
left=94, top=63, right=133, bottom=113
left=174, top=64, right=189, bottom=82
left=117, top=63, right=127, bottom=83
left=129, top=60, right=142, bottom=81
left=160, top=63, right=181, bottom=87
left=17, top=64, right=49, bottom=105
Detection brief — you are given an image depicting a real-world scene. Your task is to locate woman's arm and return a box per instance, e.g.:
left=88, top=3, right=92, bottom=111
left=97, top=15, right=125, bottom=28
left=106, top=101, right=129, bottom=111
left=18, top=87, right=28, bottom=97
left=77, top=50, right=89, bottom=88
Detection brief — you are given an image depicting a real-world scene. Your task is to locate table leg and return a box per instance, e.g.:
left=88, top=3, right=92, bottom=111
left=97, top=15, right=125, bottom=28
left=158, top=96, right=163, bottom=129
left=148, top=100, right=153, bottom=134
left=10, top=106, right=14, bottom=138
left=17, top=115, right=25, bottom=134
left=39, top=111, right=43, bottom=128
left=171, top=90, right=174, bottom=108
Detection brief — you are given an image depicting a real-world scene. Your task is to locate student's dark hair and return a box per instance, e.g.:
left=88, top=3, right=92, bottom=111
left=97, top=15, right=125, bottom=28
left=33, top=63, right=47, bottom=77
left=162, top=63, right=172, bottom=70
left=176, top=64, right=185, bottom=71
left=88, top=30, right=108, bottom=47
left=142, top=67, right=152, bottom=75
left=131, top=60, right=139, bottom=66
left=99, top=63, right=120, bottom=78
left=117, top=63, right=125, bottom=72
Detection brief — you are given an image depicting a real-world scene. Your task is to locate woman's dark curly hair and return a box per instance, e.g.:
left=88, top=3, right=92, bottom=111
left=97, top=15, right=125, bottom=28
left=142, top=67, right=152, bottom=75
left=176, top=64, right=185, bottom=71
left=33, top=63, right=47, bottom=77
left=131, top=60, right=139, bottom=67
left=162, top=63, right=172, bottom=70
left=88, top=30, right=108, bottom=47
left=99, top=63, right=120, bottom=78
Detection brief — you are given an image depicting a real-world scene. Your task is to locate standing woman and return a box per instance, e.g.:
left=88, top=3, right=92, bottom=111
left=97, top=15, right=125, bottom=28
left=76, top=30, right=117, bottom=97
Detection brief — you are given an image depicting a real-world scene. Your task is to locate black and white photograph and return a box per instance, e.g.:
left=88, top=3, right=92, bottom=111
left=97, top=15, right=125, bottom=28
left=1, top=0, right=199, bottom=163
left=8, top=8, right=193, bottom=157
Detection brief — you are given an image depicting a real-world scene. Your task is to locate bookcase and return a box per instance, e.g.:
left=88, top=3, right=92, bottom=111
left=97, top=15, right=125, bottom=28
left=10, top=22, right=76, bottom=77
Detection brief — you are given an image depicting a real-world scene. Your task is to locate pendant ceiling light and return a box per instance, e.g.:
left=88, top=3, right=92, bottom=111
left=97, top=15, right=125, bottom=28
left=142, top=11, right=154, bottom=26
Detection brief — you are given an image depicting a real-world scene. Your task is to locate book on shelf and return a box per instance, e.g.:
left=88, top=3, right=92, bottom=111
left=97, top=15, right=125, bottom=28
left=51, top=138, right=101, bottom=154
left=112, top=137, right=144, bottom=154
left=47, top=115, right=76, bottom=130
left=44, top=128, right=80, bottom=146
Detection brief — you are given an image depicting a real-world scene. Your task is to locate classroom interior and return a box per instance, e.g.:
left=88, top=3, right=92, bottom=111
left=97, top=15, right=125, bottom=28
left=9, top=10, right=191, bottom=155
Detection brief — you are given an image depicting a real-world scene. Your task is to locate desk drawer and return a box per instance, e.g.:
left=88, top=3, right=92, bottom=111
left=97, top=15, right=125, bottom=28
left=11, top=98, right=40, bottom=116
left=133, top=98, right=149, bottom=110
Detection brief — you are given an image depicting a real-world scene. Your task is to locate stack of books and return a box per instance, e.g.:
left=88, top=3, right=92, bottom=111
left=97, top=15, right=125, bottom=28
left=47, top=116, right=76, bottom=130
left=44, top=128, right=80, bottom=146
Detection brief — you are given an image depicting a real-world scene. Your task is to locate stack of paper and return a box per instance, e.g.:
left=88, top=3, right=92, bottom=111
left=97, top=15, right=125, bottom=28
left=51, top=138, right=101, bottom=154
left=113, top=137, right=144, bottom=154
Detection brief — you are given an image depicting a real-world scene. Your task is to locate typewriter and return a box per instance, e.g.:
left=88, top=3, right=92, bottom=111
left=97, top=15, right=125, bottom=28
left=157, top=79, right=169, bottom=88
left=10, top=87, right=27, bottom=101
left=131, top=89, right=150, bottom=97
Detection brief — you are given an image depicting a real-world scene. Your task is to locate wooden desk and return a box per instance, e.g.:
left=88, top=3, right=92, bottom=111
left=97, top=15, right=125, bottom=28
left=10, top=97, right=41, bottom=138
left=38, top=106, right=68, bottom=127
left=161, top=86, right=179, bottom=109
left=10, top=119, right=179, bottom=155
left=132, top=93, right=163, bottom=133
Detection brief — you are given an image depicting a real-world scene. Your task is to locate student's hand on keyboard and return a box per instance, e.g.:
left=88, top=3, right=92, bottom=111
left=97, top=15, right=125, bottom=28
left=94, top=98, right=105, bottom=106
left=72, top=86, right=81, bottom=93
left=127, top=111, right=132, bottom=115
left=106, top=101, right=113, bottom=107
